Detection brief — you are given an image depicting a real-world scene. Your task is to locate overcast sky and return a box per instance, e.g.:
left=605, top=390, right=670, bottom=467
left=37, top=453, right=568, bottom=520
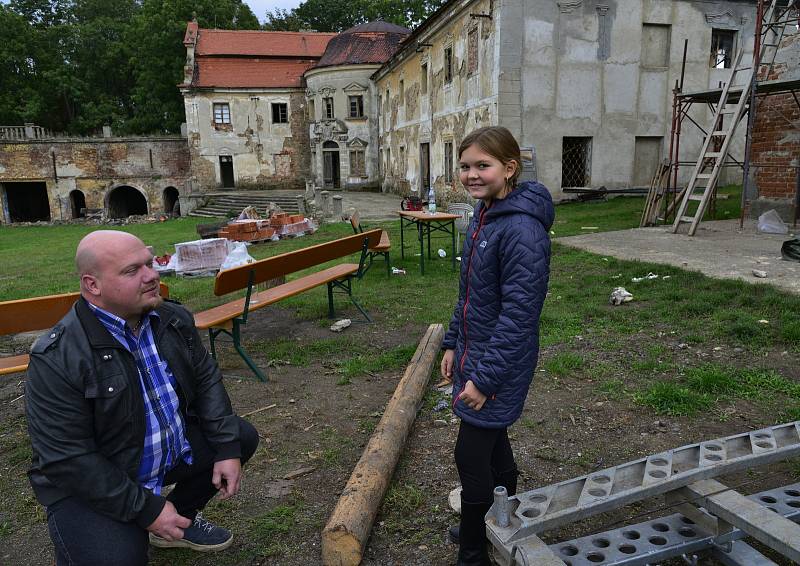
left=245, top=0, right=303, bottom=22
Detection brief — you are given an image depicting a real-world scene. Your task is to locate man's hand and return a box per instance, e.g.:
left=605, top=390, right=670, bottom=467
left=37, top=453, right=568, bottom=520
left=212, top=458, right=242, bottom=500
left=147, top=501, right=191, bottom=541
left=458, top=380, right=487, bottom=411
left=440, top=349, right=455, bottom=383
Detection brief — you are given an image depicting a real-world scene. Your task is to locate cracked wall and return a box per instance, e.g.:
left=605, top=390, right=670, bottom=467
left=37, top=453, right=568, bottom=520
left=0, top=138, right=190, bottom=223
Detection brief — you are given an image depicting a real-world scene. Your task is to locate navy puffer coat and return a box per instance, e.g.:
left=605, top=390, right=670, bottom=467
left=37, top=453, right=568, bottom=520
left=444, top=181, right=554, bottom=428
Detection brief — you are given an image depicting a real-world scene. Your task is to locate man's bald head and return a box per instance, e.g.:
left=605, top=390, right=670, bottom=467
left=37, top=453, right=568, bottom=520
left=76, top=230, right=145, bottom=277
left=76, top=230, right=161, bottom=325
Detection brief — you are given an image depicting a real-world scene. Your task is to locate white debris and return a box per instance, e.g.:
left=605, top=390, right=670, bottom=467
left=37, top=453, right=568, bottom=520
left=758, top=319, right=770, bottom=324
left=438, top=248, right=447, bottom=258
left=752, top=269, right=768, bottom=278
left=391, top=267, right=406, bottom=275
left=449, top=486, right=463, bottom=514
left=632, top=272, right=659, bottom=283
left=609, top=287, right=633, bottom=306
left=329, top=319, right=352, bottom=332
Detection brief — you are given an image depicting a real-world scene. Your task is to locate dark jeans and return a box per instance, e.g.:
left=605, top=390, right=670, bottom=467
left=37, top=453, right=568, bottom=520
left=47, top=417, right=258, bottom=566
left=454, top=420, right=516, bottom=504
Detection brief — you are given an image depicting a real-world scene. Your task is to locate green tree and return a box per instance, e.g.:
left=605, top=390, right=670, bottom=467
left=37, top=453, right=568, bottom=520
left=264, top=0, right=444, bottom=32
left=125, top=0, right=260, bottom=134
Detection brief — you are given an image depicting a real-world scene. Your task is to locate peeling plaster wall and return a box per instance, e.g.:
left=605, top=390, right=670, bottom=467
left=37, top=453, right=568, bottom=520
left=0, top=138, right=190, bottom=223
left=183, top=89, right=309, bottom=191
left=305, top=64, right=381, bottom=188
left=376, top=0, right=757, bottom=201
left=375, top=0, right=497, bottom=203
left=514, top=0, right=756, bottom=198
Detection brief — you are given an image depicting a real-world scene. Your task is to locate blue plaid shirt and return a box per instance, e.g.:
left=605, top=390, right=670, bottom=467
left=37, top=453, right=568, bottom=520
left=89, top=304, right=192, bottom=494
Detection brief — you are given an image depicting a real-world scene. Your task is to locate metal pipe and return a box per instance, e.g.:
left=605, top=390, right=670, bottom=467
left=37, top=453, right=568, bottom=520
left=493, top=486, right=510, bottom=528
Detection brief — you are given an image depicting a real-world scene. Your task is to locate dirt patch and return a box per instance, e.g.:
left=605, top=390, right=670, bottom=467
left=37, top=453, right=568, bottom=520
left=1, top=305, right=798, bottom=565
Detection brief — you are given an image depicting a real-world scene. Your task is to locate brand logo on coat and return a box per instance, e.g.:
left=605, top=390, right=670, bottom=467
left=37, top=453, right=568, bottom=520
left=479, top=240, right=487, bottom=248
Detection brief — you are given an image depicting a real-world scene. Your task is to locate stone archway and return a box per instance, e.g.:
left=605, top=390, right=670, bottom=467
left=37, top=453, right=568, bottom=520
left=107, top=185, right=147, bottom=219
left=69, top=190, right=86, bottom=219
left=163, top=186, right=180, bottom=216
left=322, top=140, right=341, bottom=188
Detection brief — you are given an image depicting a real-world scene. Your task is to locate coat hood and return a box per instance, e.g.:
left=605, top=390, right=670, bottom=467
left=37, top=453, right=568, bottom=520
left=481, top=181, right=554, bottom=231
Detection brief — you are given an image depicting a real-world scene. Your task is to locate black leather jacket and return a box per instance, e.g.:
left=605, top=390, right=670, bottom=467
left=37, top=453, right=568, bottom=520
left=25, top=297, right=240, bottom=528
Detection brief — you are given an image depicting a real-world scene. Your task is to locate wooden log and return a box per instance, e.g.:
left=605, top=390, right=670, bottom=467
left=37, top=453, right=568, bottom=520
left=321, top=323, right=444, bottom=566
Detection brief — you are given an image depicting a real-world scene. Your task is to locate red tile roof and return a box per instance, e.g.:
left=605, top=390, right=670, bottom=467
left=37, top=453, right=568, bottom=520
left=196, top=29, right=337, bottom=58
left=194, top=58, right=319, bottom=88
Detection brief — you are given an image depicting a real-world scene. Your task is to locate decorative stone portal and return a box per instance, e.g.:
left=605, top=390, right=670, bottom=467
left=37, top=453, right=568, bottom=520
left=107, top=185, right=148, bottom=219
left=2, top=182, right=51, bottom=222
left=69, top=190, right=86, bottom=219
left=163, top=186, right=180, bottom=215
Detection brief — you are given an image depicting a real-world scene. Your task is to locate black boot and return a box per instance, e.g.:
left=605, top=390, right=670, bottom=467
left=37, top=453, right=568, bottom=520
left=456, top=499, right=492, bottom=566
left=449, top=467, right=519, bottom=544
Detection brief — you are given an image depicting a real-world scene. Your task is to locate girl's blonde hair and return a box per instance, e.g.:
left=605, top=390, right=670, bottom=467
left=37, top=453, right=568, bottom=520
left=458, top=126, right=522, bottom=188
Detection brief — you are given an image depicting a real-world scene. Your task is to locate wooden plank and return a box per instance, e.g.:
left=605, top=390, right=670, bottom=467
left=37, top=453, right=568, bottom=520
left=0, top=354, right=30, bottom=376
left=0, top=282, right=169, bottom=335
left=214, top=230, right=382, bottom=296
left=685, top=479, right=800, bottom=563
left=321, top=324, right=444, bottom=565
left=195, top=264, right=358, bottom=329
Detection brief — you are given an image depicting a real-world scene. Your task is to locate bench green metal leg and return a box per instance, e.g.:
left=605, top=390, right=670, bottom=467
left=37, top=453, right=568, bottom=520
left=232, top=320, right=266, bottom=382
left=206, top=323, right=266, bottom=382
left=327, top=282, right=335, bottom=318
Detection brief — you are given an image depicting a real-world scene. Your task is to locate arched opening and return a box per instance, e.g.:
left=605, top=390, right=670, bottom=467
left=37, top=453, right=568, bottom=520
left=107, top=185, right=147, bottom=219
left=322, top=141, right=341, bottom=188
left=69, top=190, right=86, bottom=219
left=163, top=186, right=180, bottom=216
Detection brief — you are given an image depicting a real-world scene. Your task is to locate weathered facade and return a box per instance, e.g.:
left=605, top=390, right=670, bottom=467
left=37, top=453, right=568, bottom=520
left=0, top=130, right=190, bottom=223
left=180, top=22, right=337, bottom=191
left=374, top=0, right=758, bottom=201
left=305, top=21, right=410, bottom=189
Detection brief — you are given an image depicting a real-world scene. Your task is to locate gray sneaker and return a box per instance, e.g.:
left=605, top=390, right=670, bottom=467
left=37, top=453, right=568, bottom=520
left=149, top=513, right=233, bottom=552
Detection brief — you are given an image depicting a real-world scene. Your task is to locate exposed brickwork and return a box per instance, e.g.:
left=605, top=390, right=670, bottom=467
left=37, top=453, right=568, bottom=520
left=0, top=138, right=190, bottom=222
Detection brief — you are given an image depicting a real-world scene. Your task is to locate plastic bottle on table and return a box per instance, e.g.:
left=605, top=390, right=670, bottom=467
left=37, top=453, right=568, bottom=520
left=427, top=187, right=436, bottom=214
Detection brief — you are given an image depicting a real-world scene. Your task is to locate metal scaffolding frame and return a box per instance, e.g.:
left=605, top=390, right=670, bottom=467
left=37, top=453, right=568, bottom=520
left=658, top=0, right=800, bottom=228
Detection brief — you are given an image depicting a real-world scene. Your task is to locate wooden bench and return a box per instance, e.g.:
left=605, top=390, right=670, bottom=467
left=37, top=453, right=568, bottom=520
left=193, top=229, right=383, bottom=382
left=349, top=209, right=391, bottom=277
left=0, top=283, right=170, bottom=376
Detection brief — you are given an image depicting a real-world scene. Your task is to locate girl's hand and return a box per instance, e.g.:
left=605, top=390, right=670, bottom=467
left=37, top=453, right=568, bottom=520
left=440, top=349, right=455, bottom=382
left=459, top=380, right=487, bottom=411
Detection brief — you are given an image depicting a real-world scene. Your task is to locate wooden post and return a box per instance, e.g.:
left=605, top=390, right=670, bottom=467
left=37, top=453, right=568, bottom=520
left=321, top=324, right=444, bottom=565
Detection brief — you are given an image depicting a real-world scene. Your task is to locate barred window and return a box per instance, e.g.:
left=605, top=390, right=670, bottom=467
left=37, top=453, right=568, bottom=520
left=213, top=103, right=231, bottom=124
left=561, top=137, right=592, bottom=188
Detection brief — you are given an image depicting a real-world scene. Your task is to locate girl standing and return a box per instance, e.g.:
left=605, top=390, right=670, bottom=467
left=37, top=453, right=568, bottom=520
left=441, top=126, right=553, bottom=565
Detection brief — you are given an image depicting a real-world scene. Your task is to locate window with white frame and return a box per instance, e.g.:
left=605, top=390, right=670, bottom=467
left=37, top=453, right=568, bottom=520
left=213, top=103, right=231, bottom=124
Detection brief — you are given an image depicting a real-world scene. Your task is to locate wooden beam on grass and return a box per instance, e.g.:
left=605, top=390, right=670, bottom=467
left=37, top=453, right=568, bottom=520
left=321, top=324, right=444, bottom=566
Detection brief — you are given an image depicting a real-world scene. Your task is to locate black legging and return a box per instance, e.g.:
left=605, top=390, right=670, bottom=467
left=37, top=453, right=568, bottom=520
left=454, top=420, right=516, bottom=504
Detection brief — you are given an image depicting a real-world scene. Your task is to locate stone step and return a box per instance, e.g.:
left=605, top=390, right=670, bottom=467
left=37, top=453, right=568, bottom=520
left=189, top=193, right=301, bottom=218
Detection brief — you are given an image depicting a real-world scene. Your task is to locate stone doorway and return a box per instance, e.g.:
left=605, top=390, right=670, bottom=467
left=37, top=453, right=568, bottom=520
left=163, top=186, right=180, bottom=215
left=69, top=190, right=86, bottom=219
left=2, top=182, right=51, bottom=222
left=219, top=156, right=235, bottom=188
left=107, top=185, right=147, bottom=219
left=323, top=141, right=341, bottom=188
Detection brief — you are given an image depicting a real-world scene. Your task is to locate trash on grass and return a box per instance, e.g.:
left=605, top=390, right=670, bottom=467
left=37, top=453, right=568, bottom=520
left=433, top=399, right=449, bottom=412
left=609, top=287, right=633, bottom=306
left=391, top=267, right=406, bottom=275
left=631, top=272, right=659, bottom=283
left=438, top=248, right=447, bottom=258
left=757, top=209, right=788, bottom=235
left=329, top=319, right=352, bottom=332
